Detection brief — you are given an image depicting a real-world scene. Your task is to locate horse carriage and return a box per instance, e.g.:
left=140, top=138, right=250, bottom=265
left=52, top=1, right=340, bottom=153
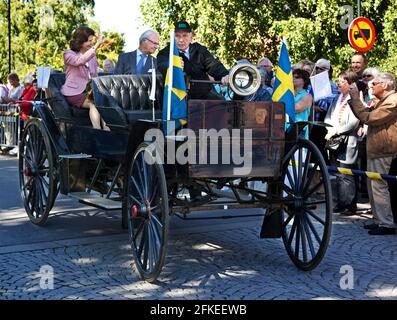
left=18, top=66, right=333, bottom=282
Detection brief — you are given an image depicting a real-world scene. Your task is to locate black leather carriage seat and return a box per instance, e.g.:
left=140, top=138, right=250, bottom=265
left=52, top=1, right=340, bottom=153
left=44, top=72, right=91, bottom=126
left=92, top=75, right=164, bottom=127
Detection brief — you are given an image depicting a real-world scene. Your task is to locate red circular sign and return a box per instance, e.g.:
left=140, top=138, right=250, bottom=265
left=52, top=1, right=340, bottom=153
left=348, top=17, right=376, bottom=52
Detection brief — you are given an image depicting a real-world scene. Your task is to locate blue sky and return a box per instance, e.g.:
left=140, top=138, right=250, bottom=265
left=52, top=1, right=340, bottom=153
left=92, top=0, right=149, bottom=51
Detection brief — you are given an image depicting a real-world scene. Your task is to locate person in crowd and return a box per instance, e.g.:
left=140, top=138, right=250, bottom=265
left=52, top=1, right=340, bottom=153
left=292, top=69, right=312, bottom=140
left=257, top=56, right=274, bottom=86
left=325, top=70, right=360, bottom=214
left=0, top=79, right=8, bottom=103
left=361, top=67, right=380, bottom=106
left=102, top=59, right=116, bottom=74
left=3, top=73, right=23, bottom=103
left=356, top=67, right=380, bottom=199
left=351, top=52, right=367, bottom=79
left=115, top=29, right=160, bottom=75
left=7, top=75, right=37, bottom=156
left=298, top=59, right=315, bottom=75
left=349, top=73, right=397, bottom=235
left=351, top=52, right=368, bottom=93
left=243, top=66, right=272, bottom=102
left=157, top=21, right=229, bottom=100
left=310, top=58, right=339, bottom=164
left=61, top=26, right=109, bottom=131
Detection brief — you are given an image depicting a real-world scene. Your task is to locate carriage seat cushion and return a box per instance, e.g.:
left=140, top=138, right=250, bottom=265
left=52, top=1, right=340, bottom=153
left=93, top=75, right=164, bottom=125
left=45, top=72, right=90, bottom=123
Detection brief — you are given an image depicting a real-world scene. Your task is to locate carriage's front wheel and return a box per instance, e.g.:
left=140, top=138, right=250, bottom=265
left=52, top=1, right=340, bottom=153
left=19, top=119, right=57, bottom=225
left=125, top=142, right=169, bottom=282
left=281, top=139, right=332, bottom=271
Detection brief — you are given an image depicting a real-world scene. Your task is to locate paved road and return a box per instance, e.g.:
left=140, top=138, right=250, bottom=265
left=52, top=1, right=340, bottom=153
left=0, top=156, right=396, bottom=300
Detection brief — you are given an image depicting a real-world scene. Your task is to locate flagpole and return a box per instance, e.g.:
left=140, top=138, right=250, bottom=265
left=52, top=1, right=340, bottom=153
left=167, top=26, right=175, bottom=121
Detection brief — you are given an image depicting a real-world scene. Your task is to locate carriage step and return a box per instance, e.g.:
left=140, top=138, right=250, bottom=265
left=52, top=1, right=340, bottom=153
left=59, top=153, right=92, bottom=159
left=69, top=192, right=121, bottom=210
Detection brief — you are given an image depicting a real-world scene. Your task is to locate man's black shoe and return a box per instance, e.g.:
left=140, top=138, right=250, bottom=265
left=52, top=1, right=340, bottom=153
left=364, top=223, right=378, bottom=230
left=368, top=226, right=396, bottom=235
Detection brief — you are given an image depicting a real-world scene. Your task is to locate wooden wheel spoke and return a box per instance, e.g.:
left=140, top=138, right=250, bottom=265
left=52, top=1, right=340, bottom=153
left=287, top=216, right=298, bottom=246
left=304, top=208, right=325, bottom=226
left=290, top=153, right=298, bottom=191
left=285, top=167, right=296, bottom=190
left=305, top=181, right=323, bottom=198
left=294, top=216, right=301, bottom=259
left=302, top=164, right=319, bottom=196
left=300, top=151, right=312, bottom=192
left=129, top=194, right=143, bottom=207
left=299, top=219, right=308, bottom=263
left=302, top=214, right=316, bottom=258
left=283, top=211, right=294, bottom=228
left=141, top=154, right=149, bottom=200
left=130, top=176, right=145, bottom=203
left=304, top=211, right=323, bottom=244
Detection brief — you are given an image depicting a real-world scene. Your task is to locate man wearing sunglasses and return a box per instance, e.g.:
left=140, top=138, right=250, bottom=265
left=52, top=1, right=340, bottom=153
left=349, top=73, right=397, bottom=235
left=115, top=29, right=160, bottom=75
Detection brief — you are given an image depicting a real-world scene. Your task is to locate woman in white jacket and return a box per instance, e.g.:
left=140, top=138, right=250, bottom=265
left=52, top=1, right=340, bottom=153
left=325, top=70, right=360, bottom=214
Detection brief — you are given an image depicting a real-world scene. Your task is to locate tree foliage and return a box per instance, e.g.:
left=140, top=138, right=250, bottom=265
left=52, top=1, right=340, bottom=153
left=141, top=0, right=397, bottom=77
left=0, top=0, right=125, bottom=81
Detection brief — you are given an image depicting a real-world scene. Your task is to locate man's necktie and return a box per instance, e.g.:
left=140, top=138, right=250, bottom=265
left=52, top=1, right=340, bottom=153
left=136, top=53, right=146, bottom=74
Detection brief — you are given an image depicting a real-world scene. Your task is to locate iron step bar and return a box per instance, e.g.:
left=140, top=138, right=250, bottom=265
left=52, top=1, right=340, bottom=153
left=69, top=192, right=121, bottom=210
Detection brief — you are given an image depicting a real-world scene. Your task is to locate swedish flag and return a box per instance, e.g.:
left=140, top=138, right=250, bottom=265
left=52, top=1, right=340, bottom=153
left=272, top=41, right=295, bottom=121
left=163, top=35, right=187, bottom=135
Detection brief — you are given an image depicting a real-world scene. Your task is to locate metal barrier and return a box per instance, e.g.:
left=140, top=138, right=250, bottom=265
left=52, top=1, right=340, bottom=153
left=0, top=104, right=21, bottom=148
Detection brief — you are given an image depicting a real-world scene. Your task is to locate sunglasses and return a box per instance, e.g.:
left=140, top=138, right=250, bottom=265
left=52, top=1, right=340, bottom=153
left=363, top=74, right=373, bottom=78
left=293, top=75, right=302, bottom=79
left=371, top=81, right=384, bottom=86
left=316, top=66, right=327, bottom=71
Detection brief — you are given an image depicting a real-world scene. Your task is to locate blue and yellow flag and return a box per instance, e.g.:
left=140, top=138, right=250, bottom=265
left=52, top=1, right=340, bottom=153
left=162, top=36, right=187, bottom=135
left=272, top=40, right=295, bottom=121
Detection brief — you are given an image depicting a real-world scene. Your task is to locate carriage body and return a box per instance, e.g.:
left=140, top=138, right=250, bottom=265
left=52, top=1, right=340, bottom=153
left=18, top=73, right=333, bottom=282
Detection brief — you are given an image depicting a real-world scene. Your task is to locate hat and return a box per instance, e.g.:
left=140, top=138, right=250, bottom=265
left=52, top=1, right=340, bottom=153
left=315, top=58, right=331, bottom=70
left=174, top=21, right=191, bottom=32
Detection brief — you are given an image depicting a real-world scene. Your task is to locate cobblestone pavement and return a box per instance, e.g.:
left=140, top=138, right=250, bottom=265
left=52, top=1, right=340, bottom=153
left=0, top=156, right=396, bottom=300
left=0, top=210, right=396, bottom=300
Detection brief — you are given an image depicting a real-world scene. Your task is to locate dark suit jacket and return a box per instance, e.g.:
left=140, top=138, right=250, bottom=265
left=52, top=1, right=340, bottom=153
left=157, top=42, right=228, bottom=99
left=114, top=50, right=157, bottom=75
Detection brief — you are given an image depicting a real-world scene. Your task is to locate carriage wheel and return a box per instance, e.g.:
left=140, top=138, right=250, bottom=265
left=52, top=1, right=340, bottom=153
left=125, top=142, right=169, bottom=282
left=19, top=119, right=57, bottom=225
left=280, top=139, right=332, bottom=271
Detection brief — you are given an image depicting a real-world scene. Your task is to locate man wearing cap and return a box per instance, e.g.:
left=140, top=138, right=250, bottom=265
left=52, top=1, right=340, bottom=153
left=115, top=29, right=160, bottom=75
left=157, top=21, right=229, bottom=99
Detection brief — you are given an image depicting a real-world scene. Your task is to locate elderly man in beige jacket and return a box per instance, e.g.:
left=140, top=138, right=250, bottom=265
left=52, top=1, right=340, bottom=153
left=349, top=72, right=397, bottom=235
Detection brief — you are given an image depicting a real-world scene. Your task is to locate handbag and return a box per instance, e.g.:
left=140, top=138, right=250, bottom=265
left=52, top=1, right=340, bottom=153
left=325, top=135, right=348, bottom=154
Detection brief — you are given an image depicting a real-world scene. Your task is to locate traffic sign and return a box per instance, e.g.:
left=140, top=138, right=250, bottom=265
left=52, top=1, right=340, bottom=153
left=348, top=17, right=376, bottom=52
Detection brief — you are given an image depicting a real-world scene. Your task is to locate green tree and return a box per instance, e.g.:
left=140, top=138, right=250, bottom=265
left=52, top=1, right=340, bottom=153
left=0, top=0, right=125, bottom=81
left=141, top=0, right=397, bottom=77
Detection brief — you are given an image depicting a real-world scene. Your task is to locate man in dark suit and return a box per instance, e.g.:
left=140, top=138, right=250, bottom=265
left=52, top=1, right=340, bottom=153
left=114, top=30, right=160, bottom=75
left=157, top=21, right=229, bottom=99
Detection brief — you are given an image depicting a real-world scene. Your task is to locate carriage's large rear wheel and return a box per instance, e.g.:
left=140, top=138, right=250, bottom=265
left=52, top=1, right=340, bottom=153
left=19, top=119, right=57, bottom=225
left=125, top=142, right=169, bottom=282
left=280, top=139, right=332, bottom=271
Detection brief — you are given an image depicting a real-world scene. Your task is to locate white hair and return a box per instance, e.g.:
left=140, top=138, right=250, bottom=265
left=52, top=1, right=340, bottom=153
left=139, top=29, right=159, bottom=44
left=23, top=75, right=34, bottom=84
left=377, top=73, right=396, bottom=91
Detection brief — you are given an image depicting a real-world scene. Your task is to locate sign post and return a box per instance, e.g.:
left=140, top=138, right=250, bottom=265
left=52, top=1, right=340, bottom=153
left=348, top=17, right=376, bottom=52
